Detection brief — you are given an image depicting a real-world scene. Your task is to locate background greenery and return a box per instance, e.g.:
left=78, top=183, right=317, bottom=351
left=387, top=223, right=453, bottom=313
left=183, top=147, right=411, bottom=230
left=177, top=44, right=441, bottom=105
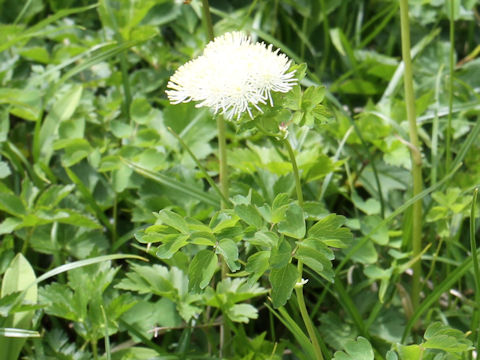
left=0, top=0, right=479, bottom=359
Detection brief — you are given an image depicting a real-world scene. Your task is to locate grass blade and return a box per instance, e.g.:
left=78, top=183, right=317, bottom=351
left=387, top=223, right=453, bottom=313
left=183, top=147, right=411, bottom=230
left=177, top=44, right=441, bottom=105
left=264, top=302, right=316, bottom=360
left=0, top=328, right=40, bottom=338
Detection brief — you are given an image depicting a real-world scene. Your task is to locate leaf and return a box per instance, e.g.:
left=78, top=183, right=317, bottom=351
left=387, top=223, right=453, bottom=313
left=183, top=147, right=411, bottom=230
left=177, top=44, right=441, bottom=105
left=216, top=239, right=240, bottom=272
left=39, top=283, right=80, bottom=321
left=35, top=184, right=75, bottom=208
left=130, top=98, right=154, bottom=125
left=0, top=193, right=26, bottom=217
left=155, top=234, right=189, bottom=259
left=36, top=85, right=83, bottom=163
left=0, top=253, right=37, bottom=360
left=278, top=203, right=305, bottom=239
left=423, top=322, right=473, bottom=352
left=226, top=303, right=258, bottom=323
left=245, top=251, right=270, bottom=286
left=0, top=218, right=22, bottom=235
left=271, top=193, right=290, bottom=223
left=269, top=263, right=298, bottom=308
left=295, top=239, right=335, bottom=282
left=395, top=344, right=422, bottom=360
left=156, top=210, right=189, bottom=234
left=234, top=203, right=264, bottom=229
left=361, top=216, right=389, bottom=245
left=333, top=337, right=374, bottom=360
left=0, top=88, right=42, bottom=121
left=269, top=238, right=292, bottom=269
left=188, top=250, right=218, bottom=293
left=0, top=161, right=11, bottom=179
left=308, top=214, right=353, bottom=248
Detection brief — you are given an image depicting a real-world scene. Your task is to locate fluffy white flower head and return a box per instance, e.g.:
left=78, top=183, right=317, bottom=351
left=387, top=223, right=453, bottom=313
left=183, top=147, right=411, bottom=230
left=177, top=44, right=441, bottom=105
left=166, top=31, right=297, bottom=120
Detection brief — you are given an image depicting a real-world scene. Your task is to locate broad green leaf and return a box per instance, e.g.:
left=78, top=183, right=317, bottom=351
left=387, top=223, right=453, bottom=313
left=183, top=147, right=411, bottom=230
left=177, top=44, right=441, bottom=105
left=0, top=193, right=26, bottom=217
left=361, top=216, right=389, bottom=245
left=395, top=344, right=422, bottom=360
left=350, top=238, right=377, bottom=264
left=156, top=210, right=189, bottom=234
left=308, top=214, right=353, bottom=248
left=0, top=161, right=11, bottom=179
left=295, top=239, right=335, bottom=282
left=234, top=204, right=264, bottom=229
left=269, top=238, right=292, bottom=269
left=188, top=250, right=217, bottom=293
left=35, top=184, right=75, bottom=208
left=246, top=251, right=270, bottom=286
left=423, top=322, right=472, bottom=352
left=39, top=283, right=80, bottom=322
left=269, top=263, right=298, bottom=308
left=333, top=337, right=374, bottom=360
left=0, top=218, right=22, bottom=235
left=216, top=239, right=240, bottom=272
left=156, top=234, right=189, bottom=259
left=278, top=203, right=305, bottom=239
left=249, top=231, right=277, bottom=247
left=36, top=85, right=83, bottom=163
left=0, top=88, right=42, bottom=121
left=130, top=97, right=154, bottom=125
left=271, top=193, right=290, bottom=223
left=0, top=253, right=37, bottom=360
left=118, top=264, right=175, bottom=295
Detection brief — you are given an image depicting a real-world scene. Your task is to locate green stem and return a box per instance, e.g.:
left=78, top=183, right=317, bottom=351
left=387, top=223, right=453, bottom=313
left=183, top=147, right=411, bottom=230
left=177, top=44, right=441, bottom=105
left=470, top=188, right=480, bottom=355
left=399, top=0, right=423, bottom=311
left=104, top=0, right=132, bottom=122
left=284, top=137, right=323, bottom=360
left=283, top=139, right=303, bottom=206
left=216, top=116, right=229, bottom=210
left=295, top=287, right=324, bottom=360
left=92, top=340, right=98, bottom=360
left=446, top=0, right=455, bottom=172
left=201, top=0, right=215, bottom=41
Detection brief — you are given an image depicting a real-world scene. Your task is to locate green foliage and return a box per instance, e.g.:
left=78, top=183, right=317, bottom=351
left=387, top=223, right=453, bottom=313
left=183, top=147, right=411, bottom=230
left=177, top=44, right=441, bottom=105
left=0, top=254, right=37, bottom=360
left=1, top=0, right=479, bottom=358
left=333, top=337, right=374, bottom=360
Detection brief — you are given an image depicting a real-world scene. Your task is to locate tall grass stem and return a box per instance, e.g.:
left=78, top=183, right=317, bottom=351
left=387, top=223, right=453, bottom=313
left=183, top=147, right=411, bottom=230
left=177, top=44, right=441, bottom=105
left=399, top=0, right=423, bottom=311
left=446, top=0, right=455, bottom=171
left=470, top=188, right=479, bottom=354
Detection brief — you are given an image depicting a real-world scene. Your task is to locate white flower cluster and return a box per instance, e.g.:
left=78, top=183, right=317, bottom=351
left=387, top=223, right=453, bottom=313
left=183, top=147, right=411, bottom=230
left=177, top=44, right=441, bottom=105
left=166, top=31, right=297, bottom=120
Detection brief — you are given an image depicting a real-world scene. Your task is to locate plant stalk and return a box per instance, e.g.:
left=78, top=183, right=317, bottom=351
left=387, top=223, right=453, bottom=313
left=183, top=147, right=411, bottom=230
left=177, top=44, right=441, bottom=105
left=284, top=137, right=324, bottom=360
left=216, top=116, right=229, bottom=210
left=399, top=0, right=423, bottom=311
left=283, top=139, right=303, bottom=206
left=470, top=188, right=480, bottom=355
left=201, top=0, right=215, bottom=42
left=446, top=0, right=455, bottom=171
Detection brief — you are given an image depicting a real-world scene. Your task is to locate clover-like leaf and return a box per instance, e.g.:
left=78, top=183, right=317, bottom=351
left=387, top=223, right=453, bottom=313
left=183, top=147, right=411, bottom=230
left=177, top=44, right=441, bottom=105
left=333, top=337, right=374, bottom=360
